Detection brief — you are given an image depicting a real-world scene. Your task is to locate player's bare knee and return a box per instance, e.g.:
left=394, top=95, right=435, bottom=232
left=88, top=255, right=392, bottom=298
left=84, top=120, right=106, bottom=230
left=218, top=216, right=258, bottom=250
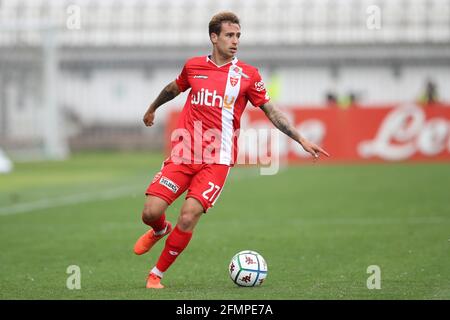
left=178, top=208, right=202, bottom=231
left=142, top=205, right=163, bottom=224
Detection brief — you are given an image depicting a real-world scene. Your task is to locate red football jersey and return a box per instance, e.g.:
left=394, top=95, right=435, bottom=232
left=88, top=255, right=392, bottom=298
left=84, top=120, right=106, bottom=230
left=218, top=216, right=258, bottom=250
left=172, top=55, right=270, bottom=166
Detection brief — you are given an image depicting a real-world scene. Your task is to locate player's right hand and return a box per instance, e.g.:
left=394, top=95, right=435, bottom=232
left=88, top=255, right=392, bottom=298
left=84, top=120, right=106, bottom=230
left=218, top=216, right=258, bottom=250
left=143, top=111, right=155, bottom=126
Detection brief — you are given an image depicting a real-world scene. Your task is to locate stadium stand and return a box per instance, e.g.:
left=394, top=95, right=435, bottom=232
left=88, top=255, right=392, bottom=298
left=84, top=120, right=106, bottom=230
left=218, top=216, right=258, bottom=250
left=0, top=0, right=449, bottom=159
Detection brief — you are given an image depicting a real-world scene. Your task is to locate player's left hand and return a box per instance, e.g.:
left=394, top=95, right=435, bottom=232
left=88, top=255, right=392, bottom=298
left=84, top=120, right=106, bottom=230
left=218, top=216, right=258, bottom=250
left=299, top=139, right=330, bottom=161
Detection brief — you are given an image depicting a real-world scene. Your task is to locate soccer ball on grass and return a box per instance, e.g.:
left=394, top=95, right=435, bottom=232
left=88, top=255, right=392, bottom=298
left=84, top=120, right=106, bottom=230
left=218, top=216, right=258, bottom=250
left=228, top=250, right=268, bottom=287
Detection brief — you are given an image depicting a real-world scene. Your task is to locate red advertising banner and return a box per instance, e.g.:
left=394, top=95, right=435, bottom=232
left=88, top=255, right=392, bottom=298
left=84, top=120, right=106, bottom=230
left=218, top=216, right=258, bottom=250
left=166, top=103, right=450, bottom=163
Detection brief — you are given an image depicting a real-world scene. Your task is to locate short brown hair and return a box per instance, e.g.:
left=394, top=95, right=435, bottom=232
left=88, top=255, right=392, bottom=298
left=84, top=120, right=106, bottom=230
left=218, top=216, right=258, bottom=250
left=209, top=11, right=240, bottom=36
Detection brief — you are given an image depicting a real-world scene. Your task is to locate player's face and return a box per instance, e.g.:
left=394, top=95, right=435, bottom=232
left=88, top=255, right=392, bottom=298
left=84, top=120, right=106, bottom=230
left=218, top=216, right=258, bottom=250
left=212, top=22, right=241, bottom=59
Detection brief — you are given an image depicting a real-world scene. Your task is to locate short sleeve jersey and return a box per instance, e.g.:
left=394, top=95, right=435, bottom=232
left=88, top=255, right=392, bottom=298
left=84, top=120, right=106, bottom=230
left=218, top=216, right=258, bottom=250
left=173, top=55, right=270, bottom=166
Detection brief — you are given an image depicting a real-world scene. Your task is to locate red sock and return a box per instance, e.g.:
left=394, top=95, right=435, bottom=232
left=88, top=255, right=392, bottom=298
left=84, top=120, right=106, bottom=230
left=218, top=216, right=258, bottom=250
left=143, top=212, right=166, bottom=233
left=156, top=225, right=193, bottom=272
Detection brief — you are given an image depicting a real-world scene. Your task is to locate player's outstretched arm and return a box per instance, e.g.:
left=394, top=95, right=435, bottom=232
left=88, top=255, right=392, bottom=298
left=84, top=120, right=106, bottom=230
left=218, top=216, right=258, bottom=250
left=143, top=81, right=181, bottom=127
left=260, top=102, right=330, bottom=160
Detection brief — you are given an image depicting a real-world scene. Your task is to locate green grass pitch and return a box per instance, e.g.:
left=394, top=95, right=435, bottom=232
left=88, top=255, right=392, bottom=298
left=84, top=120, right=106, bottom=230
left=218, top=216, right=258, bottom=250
left=0, top=152, right=449, bottom=299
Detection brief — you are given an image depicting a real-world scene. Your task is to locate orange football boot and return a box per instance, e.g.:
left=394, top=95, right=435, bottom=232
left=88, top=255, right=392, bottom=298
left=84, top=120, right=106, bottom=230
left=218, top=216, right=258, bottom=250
left=146, top=273, right=164, bottom=289
left=134, top=221, right=172, bottom=255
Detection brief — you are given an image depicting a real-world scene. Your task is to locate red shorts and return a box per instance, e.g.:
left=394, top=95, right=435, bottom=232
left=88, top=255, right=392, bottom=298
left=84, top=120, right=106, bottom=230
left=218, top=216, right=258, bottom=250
left=146, top=159, right=231, bottom=212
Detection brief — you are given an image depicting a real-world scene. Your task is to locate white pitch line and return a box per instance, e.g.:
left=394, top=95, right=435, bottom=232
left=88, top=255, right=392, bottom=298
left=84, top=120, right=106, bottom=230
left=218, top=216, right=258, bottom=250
left=0, top=186, right=141, bottom=216
left=0, top=166, right=272, bottom=217
left=290, top=216, right=450, bottom=225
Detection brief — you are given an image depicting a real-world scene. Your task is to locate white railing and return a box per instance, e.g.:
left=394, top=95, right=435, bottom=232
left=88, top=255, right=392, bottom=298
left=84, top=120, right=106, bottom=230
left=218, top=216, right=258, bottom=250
left=0, top=0, right=449, bottom=46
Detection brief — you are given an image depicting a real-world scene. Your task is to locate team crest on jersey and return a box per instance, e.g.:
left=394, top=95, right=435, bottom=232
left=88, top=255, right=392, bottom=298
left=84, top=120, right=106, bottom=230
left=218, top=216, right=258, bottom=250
left=230, top=76, right=239, bottom=87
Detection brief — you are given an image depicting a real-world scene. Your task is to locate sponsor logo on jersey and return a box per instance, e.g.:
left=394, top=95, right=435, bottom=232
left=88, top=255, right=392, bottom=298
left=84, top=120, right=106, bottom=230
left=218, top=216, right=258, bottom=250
left=193, top=75, right=208, bottom=79
left=254, top=81, right=266, bottom=92
left=191, top=89, right=236, bottom=110
left=223, top=95, right=235, bottom=109
left=159, top=176, right=179, bottom=193
left=191, top=88, right=230, bottom=109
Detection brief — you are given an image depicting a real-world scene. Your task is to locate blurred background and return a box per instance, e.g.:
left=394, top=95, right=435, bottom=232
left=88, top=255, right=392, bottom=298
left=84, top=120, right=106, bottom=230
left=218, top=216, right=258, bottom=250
left=0, top=0, right=449, bottom=163
left=1, top=0, right=449, bottom=300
